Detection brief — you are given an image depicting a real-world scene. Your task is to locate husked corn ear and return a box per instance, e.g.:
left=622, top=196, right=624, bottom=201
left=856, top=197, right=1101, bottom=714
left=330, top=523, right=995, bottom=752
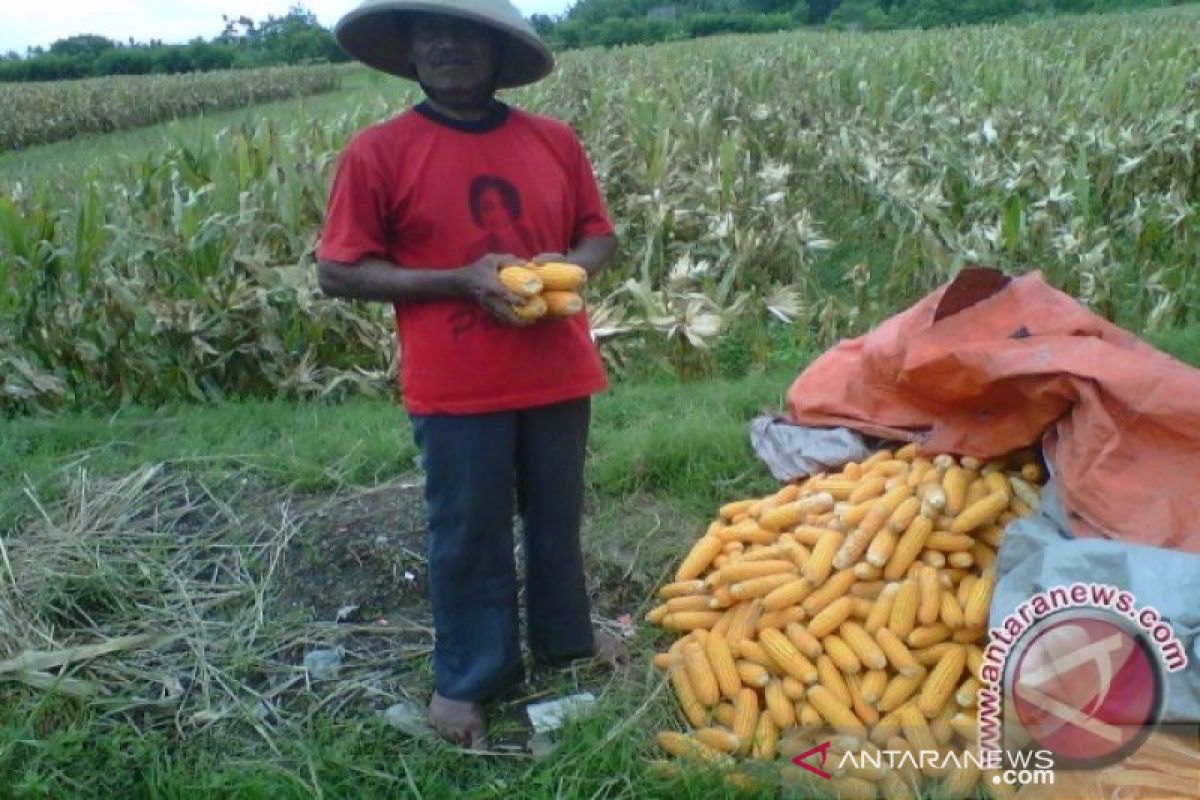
left=719, top=499, right=755, bottom=520
left=541, top=290, right=583, bottom=318
left=908, top=623, right=953, bottom=649
left=860, top=668, right=888, bottom=703
left=849, top=578, right=885, bottom=598
left=498, top=265, right=543, bottom=296
left=665, top=594, right=714, bottom=612
left=713, top=559, right=797, bottom=584
left=809, top=478, right=858, bottom=500
left=736, top=660, right=771, bottom=687
left=683, top=641, right=720, bottom=707
left=917, top=564, right=941, bottom=625
left=867, top=526, right=898, bottom=567
left=940, top=589, right=966, bottom=629
left=840, top=621, right=888, bottom=670
left=879, top=669, right=927, bottom=712
left=693, top=726, right=742, bottom=754
left=765, top=680, right=797, bottom=729
left=823, top=633, right=862, bottom=674
left=730, top=573, right=796, bottom=600
left=725, top=598, right=762, bottom=645
left=880, top=771, right=918, bottom=800
left=849, top=475, right=887, bottom=504
left=668, top=662, right=707, bottom=727
left=750, top=713, right=779, bottom=760
left=913, top=642, right=959, bottom=667
left=807, top=685, right=867, bottom=738
left=925, top=532, right=975, bottom=552
left=953, top=625, right=986, bottom=643
left=645, top=604, right=670, bottom=624
left=732, top=688, right=758, bottom=754
left=938, top=756, right=981, bottom=796
left=956, top=676, right=980, bottom=708
left=662, top=611, right=723, bottom=631
left=964, top=571, right=995, bottom=628
left=758, top=606, right=807, bottom=629
left=952, top=491, right=1010, bottom=534
left=714, top=702, right=737, bottom=727
left=948, top=551, right=974, bottom=569
left=829, top=777, right=876, bottom=800
left=917, top=644, right=967, bottom=717
left=951, top=711, right=979, bottom=741
left=864, top=582, right=899, bottom=634
left=920, top=549, right=947, bottom=569
left=762, top=578, right=813, bottom=612
left=889, top=579, right=919, bottom=639
left=512, top=294, right=548, bottom=320
left=676, top=535, right=723, bottom=581
left=884, top=516, right=933, bottom=580
left=737, top=639, right=782, bottom=675
left=781, top=675, right=807, bottom=701
left=786, top=622, right=824, bottom=660
left=846, top=673, right=879, bottom=726
left=804, top=530, right=843, bottom=584
left=704, top=630, right=743, bottom=700
left=802, top=568, right=857, bottom=615
left=653, top=652, right=672, bottom=670
left=897, top=703, right=938, bottom=753
left=816, top=654, right=852, bottom=706
left=655, top=731, right=723, bottom=762
left=942, top=467, right=970, bottom=515
left=760, top=628, right=819, bottom=684
left=532, top=262, right=587, bottom=291
left=1009, top=476, right=1041, bottom=510
left=759, top=492, right=835, bottom=530
left=875, top=626, right=922, bottom=677
left=798, top=701, right=823, bottom=731
left=808, top=596, right=855, bottom=639
left=658, top=579, right=707, bottom=599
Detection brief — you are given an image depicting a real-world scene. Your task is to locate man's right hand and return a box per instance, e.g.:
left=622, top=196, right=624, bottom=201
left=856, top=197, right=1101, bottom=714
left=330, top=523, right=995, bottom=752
left=457, top=254, right=533, bottom=327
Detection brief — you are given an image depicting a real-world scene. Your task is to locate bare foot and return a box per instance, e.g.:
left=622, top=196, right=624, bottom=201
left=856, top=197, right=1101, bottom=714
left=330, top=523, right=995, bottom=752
left=592, top=627, right=629, bottom=669
left=429, top=692, right=486, bottom=748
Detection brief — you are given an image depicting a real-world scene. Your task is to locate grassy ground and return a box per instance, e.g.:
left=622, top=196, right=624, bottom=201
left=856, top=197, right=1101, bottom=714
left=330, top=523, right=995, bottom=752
left=0, top=370, right=792, bottom=800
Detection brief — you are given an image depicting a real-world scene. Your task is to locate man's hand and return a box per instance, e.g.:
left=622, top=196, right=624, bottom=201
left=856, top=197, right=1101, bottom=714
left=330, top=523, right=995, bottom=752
left=458, top=253, right=534, bottom=327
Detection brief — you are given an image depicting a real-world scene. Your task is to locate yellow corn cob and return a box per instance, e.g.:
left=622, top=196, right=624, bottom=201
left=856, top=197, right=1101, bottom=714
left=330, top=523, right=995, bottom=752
left=870, top=459, right=909, bottom=477
left=940, top=589, right=966, bottom=629
left=983, top=770, right=1017, bottom=800
left=759, top=628, right=819, bottom=684
left=895, top=443, right=919, bottom=461
left=804, top=530, right=843, bottom=584
left=908, top=623, right=952, bottom=649
left=498, top=265, right=543, bottom=296
left=655, top=731, right=723, bottom=762
left=849, top=475, right=887, bottom=504
left=781, top=675, right=807, bottom=701
left=785, top=622, right=824, bottom=660
left=833, top=507, right=889, bottom=570
left=964, top=571, right=995, bottom=628
left=957, top=574, right=978, bottom=608
left=925, top=532, right=975, bottom=552
left=939, top=567, right=968, bottom=589
left=942, top=467, right=969, bottom=515
left=758, top=606, right=807, bottom=629
left=645, top=604, right=670, bottom=624
left=823, top=633, right=862, bottom=675
left=807, top=596, right=855, bottom=639
left=897, top=703, right=938, bottom=753
left=906, top=458, right=932, bottom=486
left=737, top=639, right=783, bottom=676
left=801, top=568, right=857, bottom=615
left=750, top=713, right=779, bottom=760
left=1020, top=462, right=1043, bottom=482
left=808, top=478, right=858, bottom=500
left=760, top=492, right=835, bottom=530
left=708, top=585, right=735, bottom=609
left=846, top=673, right=879, bottom=726
left=531, top=261, right=587, bottom=291
left=952, top=491, right=1010, bottom=534
left=730, top=573, right=796, bottom=601
left=731, top=689, right=759, bottom=756
left=920, top=549, right=947, bottom=569
left=947, top=551, right=974, bottom=569
left=918, top=481, right=948, bottom=511
left=838, top=500, right=873, bottom=528
left=735, top=660, right=770, bottom=688
left=666, top=594, right=716, bottom=613
left=676, top=535, right=723, bottom=581
left=879, top=669, right=927, bottom=713
left=913, top=642, right=959, bottom=667
left=888, top=579, right=920, bottom=639
left=668, top=662, right=707, bottom=727
left=966, top=645, right=984, bottom=680
left=734, top=542, right=792, bottom=563
left=658, top=579, right=708, bottom=600
left=712, top=555, right=729, bottom=569
left=719, top=499, right=755, bottom=520
left=713, top=701, right=737, bottom=727
left=850, top=596, right=874, bottom=621
left=884, top=516, right=933, bottom=580
left=866, top=527, right=898, bottom=568
left=765, top=680, right=797, bottom=729
left=983, top=471, right=1012, bottom=500
left=807, top=685, right=867, bottom=738
left=541, top=290, right=583, bottom=319
left=953, top=626, right=985, bottom=643
left=791, top=525, right=839, bottom=547
left=682, top=641, right=720, bottom=707
left=864, top=582, right=899, bottom=634
left=931, top=702, right=956, bottom=745
left=512, top=294, right=548, bottom=320
left=965, top=477, right=990, bottom=508
left=693, top=726, right=742, bottom=754
left=917, top=644, right=967, bottom=717
left=762, top=577, right=813, bottom=612
left=860, top=668, right=888, bottom=704
left=661, top=611, right=723, bottom=631
left=972, top=542, right=997, bottom=571
left=797, top=701, right=823, bottom=731
left=888, top=496, right=923, bottom=534
left=875, top=626, right=922, bottom=677
left=880, top=771, right=917, bottom=800
left=871, top=711, right=902, bottom=746
left=713, top=559, right=798, bottom=585
left=956, top=676, right=980, bottom=708
left=1009, top=476, right=1040, bottom=511
left=951, top=711, right=979, bottom=742
left=700, top=633, right=739, bottom=700
left=917, top=564, right=941, bottom=625
left=724, top=598, right=760, bottom=645
left=938, top=758, right=981, bottom=796
left=839, top=621, right=888, bottom=670
left=849, top=579, right=885, bottom=599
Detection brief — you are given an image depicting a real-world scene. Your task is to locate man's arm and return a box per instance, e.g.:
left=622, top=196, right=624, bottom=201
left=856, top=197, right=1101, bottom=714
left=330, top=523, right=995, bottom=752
left=316, top=253, right=530, bottom=326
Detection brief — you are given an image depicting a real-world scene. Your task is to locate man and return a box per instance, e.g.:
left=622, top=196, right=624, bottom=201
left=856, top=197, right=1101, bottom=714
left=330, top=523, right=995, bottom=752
left=317, top=0, right=626, bottom=748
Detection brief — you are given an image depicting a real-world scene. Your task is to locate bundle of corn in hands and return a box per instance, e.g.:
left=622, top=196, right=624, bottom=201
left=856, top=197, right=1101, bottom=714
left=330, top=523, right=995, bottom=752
left=646, top=445, right=1045, bottom=798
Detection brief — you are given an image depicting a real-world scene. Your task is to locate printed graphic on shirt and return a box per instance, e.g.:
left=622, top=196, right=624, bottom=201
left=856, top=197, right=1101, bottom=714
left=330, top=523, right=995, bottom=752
left=464, top=175, right=537, bottom=264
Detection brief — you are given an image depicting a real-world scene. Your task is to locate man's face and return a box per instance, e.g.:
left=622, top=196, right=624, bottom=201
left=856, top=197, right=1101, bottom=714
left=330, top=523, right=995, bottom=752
left=408, top=14, right=499, bottom=101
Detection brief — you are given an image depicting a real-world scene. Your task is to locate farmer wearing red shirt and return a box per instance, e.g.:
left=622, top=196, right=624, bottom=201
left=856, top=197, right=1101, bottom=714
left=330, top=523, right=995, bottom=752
left=318, top=0, right=625, bottom=747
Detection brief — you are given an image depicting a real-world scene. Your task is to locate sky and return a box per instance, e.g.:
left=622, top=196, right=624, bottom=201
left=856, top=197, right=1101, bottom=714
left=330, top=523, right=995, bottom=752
left=0, top=0, right=574, bottom=55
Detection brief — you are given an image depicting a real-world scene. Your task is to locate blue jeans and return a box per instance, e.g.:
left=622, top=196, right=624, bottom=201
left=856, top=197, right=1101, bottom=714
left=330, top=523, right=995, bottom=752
left=410, top=397, right=595, bottom=702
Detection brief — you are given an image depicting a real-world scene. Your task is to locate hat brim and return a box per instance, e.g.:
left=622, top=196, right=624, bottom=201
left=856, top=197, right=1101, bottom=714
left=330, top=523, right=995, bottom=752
left=335, top=3, right=553, bottom=89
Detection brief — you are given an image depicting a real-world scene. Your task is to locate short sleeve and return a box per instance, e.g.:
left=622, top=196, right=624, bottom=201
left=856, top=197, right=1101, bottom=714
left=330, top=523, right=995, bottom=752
left=570, top=135, right=614, bottom=245
left=317, top=137, right=391, bottom=264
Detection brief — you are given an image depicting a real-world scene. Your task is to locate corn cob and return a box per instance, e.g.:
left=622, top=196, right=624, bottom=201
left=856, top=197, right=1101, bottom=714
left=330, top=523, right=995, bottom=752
left=693, top=726, right=742, bottom=755
left=668, top=662, right=707, bottom=727
left=785, top=622, right=824, bottom=660
left=864, top=582, right=899, bottom=634
left=801, top=568, right=857, bottom=615
left=884, top=516, right=933, bottom=580
left=878, top=669, right=927, bottom=713
left=806, top=685, right=867, bottom=739
left=823, top=633, right=863, bottom=675
left=808, top=596, right=855, bottom=639
left=840, top=621, right=888, bottom=670
left=888, top=579, right=919, bottom=639
left=704, top=631, right=742, bottom=701
left=765, top=680, right=798, bottom=729
left=917, top=644, right=967, bottom=717
left=762, top=577, right=813, bottom=612
left=655, top=731, right=724, bottom=762
left=964, top=571, right=995, bottom=628
left=759, top=628, right=819, bottom=684
left=750, top=713, right=779, bottom=760
left=676, top=535, right=723, bottom=581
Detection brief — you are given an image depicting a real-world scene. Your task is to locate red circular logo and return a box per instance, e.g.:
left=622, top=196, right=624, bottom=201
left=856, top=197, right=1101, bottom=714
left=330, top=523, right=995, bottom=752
left=1006, top=610, right=1163, bottom=767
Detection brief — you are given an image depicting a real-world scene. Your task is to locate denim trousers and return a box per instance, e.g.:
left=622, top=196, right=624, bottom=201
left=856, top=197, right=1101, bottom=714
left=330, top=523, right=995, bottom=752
left=409, top=397, right=595, bottom=702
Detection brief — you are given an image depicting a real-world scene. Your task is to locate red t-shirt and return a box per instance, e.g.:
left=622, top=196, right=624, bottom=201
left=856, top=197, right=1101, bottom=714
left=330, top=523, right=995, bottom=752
left=317, top=103, right=613, bottom=415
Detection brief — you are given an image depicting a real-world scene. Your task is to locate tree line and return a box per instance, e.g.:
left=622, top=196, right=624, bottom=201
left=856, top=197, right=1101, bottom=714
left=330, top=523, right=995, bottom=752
left=1, top=0, right=1188, bottom=82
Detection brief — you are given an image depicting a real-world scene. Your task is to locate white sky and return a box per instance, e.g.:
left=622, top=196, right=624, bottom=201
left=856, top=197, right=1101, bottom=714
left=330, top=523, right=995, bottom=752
left=0, top=0, right=574, bottom=55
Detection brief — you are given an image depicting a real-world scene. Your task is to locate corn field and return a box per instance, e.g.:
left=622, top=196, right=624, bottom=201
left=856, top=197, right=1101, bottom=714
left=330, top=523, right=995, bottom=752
left=0, top=65, right=342, bottom=151
left=1, top=8, right=1198, bottom=414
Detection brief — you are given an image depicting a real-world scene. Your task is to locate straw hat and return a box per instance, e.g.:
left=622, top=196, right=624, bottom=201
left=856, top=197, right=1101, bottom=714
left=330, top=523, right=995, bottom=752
left=334, top=0, right=554, bottom=89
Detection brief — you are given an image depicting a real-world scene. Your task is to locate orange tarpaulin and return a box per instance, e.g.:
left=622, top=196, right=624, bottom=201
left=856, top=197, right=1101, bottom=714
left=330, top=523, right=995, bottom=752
left=786, top=268, right=1200, bottom=553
